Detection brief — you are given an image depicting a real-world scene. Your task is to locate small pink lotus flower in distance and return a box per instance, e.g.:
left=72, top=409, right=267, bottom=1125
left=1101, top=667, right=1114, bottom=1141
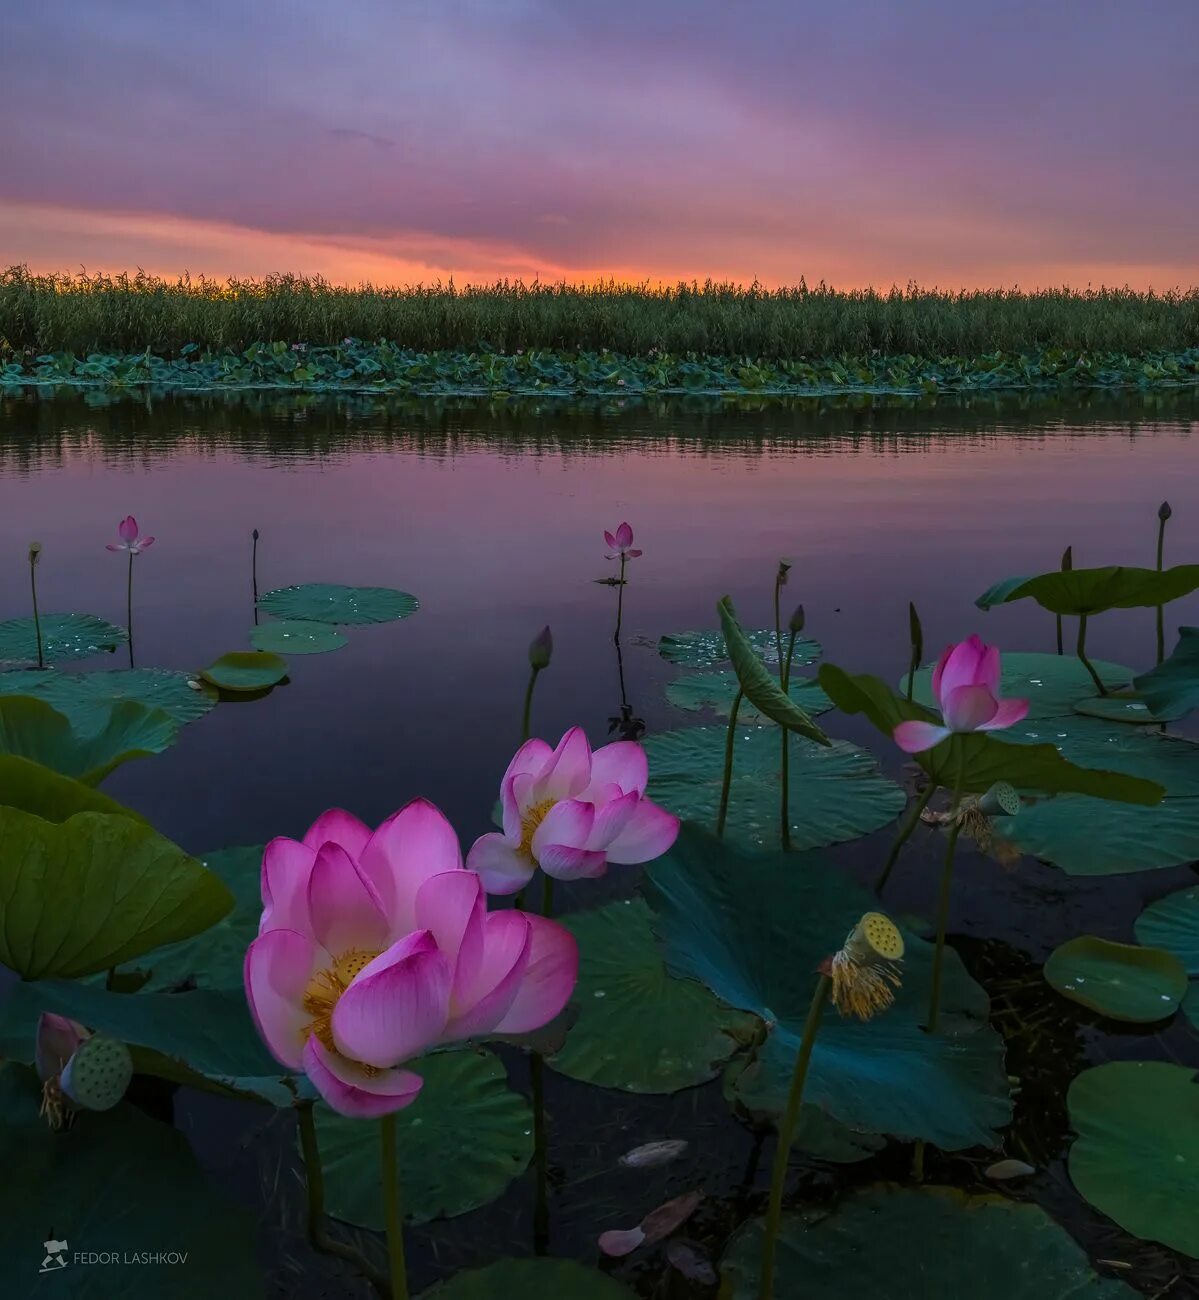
left=604, top=522, right=642, bottom=560
left=244, top=799, right=578, bottom=1118
left=893, top=634, right=1029, bottom=754
left=467, top=727, right=680, bottom=894
left=106, top=516, right=155, bottom=555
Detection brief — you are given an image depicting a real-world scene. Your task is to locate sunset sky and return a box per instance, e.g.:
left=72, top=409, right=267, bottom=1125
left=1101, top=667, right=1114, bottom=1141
left=2, top=0, right=1196, bottom=290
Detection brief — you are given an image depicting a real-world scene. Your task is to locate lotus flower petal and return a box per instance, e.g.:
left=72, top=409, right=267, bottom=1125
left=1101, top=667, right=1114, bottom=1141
left=260, top=836, right=318, bottom=935
left=118, top=516, right=138, bottom=543
left=603, top=797, right=680, bottom=865
left=976, top=696, right=1030, bottom=731
left=302, top=1037, right=424, bottom=1118
left=492, top=912, right=579, bottom=1033
left=941, top=683, right=1000, bottom=733
left=531, top=798, right=595, bottom=858
left=536, top=843, right=609, bottom=880
left=414, top=869, right=486, bottom=1004
left=444, top=909, right=531, bottom=1037
left=307, top=842, right=390, bottom=956
left=244, top=928, right=321, bottom=1069
left=302, top=807, right=373, bottom=859
left=892, top=720, right=953, bottom=754
left=587, top=740, right=649, bottom=797
left=532, top=726, right=592, bottom=803
left=359, top=797, right=463, bottom=932
left=35, top=1013, right=88, bottom=1082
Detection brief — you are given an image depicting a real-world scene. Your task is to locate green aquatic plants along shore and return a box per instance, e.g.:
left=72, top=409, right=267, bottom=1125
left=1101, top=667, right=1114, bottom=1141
left=2, top=501, right=1199, bottom=1295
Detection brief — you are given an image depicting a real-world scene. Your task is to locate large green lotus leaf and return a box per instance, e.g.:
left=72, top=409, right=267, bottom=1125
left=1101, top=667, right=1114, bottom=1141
left=976, top=564, right=1199, bottom=615
left=0, top=667, right=217, bottom=729
left=549, top=897, right=756, bottom=1092
left=819, top=665, right=1163, bottom=805
left=1135, top=626, right=1199, bottom=717
left=1068, top=1062, right=1199, bottom=1257
left=721, top=1186, right=1136, bottom=1299
left=0, top=754, right=147, bottom=823
left=0, top=977, right=296, bottom=1106
left=0, top=1066, right=265, bottom=1298
left=716, top=597, right=829, bottom=741
left=0, top=694, right=177, bottom=785
left=141, top=845, right=263, bottom=992
left=1003, top=718, right=1199, bottom=793
left=1043, top=937, right=1187, bottom=1021
left=0, top=807, right=232, bottom=979
left=902, top=652, right=1133, bottom=720
left=0, top=612, right=126, bottom=664
left=658, top=628, right=821, bottom=669
left=644, top=726, right=905, bottom=851
left=421, top=1259, right=634, bottom=1298
left=643, top=826, right=1011, bottom=1149
left=316, top=1048, right=531, bottom=1229
left=1135, top=886, right=1199, bottom=974
left=1072, top=693, right=1187, bottom=725
left=257, top=582, right=419, bottom=625
left=666, top=669, right=832, bottom=724
left=200, top=650, right=288, bottom=692
left=249, top=619, right=348, bottom=655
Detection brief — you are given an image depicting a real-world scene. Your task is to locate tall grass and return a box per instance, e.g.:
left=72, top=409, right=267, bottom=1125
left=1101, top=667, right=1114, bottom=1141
left=2, top=265, right=1197, bottom=358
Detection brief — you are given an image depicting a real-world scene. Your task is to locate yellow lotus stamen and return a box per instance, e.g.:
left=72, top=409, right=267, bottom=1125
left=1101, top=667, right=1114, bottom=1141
left=302, top=948, right=381, bottom=1073
left=829, top=911, right=905, bottom=1021
left=518, top=797, right=556, bottom=859
left=39, top=1076, right=75, bottom=1131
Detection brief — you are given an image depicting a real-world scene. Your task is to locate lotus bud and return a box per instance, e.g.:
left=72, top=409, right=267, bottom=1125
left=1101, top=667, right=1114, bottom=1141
left=60, top=1034, right=133, bottom=1113
left=1061, top=545, right=1073, bottom=571
left=978, top=781, right=1020, bottom=818
left=1159, top=501, right=1172, bottom=522
left=908, top=601, right=923, bottom=662
left=252, top=527, right=260, bottom=541
left=28, top=541, right=42, bottom=566
left=528, top=625, right=553, bottom=671
left=788, top=604, right=805, bottom=634
left=829, top=911, right=904, bottom=1021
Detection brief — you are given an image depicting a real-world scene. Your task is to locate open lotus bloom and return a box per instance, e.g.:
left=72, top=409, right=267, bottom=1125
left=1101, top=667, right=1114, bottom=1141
left=245, top=798, right=578, bottom=1118
left=893, top=634, right=1029, bottom=754
left=467, top=727, right=680, bottom=895
left=604, top=521, right=642, bottom=559
left=106, top=515, right=155, bottom=554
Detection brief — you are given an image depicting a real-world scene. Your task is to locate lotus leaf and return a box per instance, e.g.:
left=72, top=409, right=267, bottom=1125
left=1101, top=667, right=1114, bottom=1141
left=257, top=582, right=418, bottom=625
left=1043, top=936, right=1187, bottom=1021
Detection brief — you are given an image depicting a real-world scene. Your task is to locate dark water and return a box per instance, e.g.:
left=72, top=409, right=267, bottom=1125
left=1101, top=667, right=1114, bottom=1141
left=1, top=388, right=1197, bottom=1296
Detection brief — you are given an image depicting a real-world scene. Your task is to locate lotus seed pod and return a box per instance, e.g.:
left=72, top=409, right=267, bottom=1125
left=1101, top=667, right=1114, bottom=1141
left=60, top=1034, right=133, bottom=1112
left=844, top=911, right=905, bottom=967
left=979, top=781, right=1020, bottom=817
left=29, top=541, right=42, bottom=565
left=776, top=560, right=791, bottom=585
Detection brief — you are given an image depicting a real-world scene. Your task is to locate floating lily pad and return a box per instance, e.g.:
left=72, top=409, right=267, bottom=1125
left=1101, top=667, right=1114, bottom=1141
left=1068, top=1061, right=1199, bottom=1258
left=200, top=650, right=288, bottom=692
left=1072, top=693, right=1186, bottom=724
left=0, top=1066, right=266, bottom=1298
left=721, top=1185, right=1136, bottom=1299
left=1136, top=886, right=1199, bottom=1029
left=257, top=583, right=419, bottom=625
left=658, top=628, right=821, bottom=669
left=1043, top=936, right=1187, bottom=1022
left=1136, top=626, right=1199, bottom=718
left=643, top=825, right=1011, bottom=1149
left=549, top=898, right=756, bottom=1092
left=0, top=806, right=233, bottom=980
left=902, top=652, right=1133, bottom=721
left=421, top=1259, right=633, bottom=1299
left=644, top=727, right=905, bottom=852
left=666, top=670, right=832, bottom=724
left=316, top=1048, right=531, bottom=1229
left=0, top=694, right=177, bottom=785
left=0, top=613, right=126, bottom=664
left=249, top=619, right=348, bottom=655
left=0, top=667, right=216, bottom=730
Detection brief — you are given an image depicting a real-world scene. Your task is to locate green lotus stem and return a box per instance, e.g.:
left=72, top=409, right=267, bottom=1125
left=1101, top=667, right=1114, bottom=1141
left=1076, top=614, right=1106, bottom=696
left=758, top=972, right=832, bottom=1300
left=380, top=1113, right=410, bottom=1300
left=1056, top=544, right=1072, bottom=657
left=529, top=865, right=555, bottom=1254
left=296, top=1103, right=389, bottom=1298
left=926, top=766, right=966, bottom=1035
left=780, top=631, right=798, bottom=851
left=717, top=689, right=745, bottom=839
left=29, top=547, right=44, bottom=670
left=126, top=551, right=136, bottom=669
left=1155, top=504, right=1169, bottom=665
left=613, top=553, right=627, bottom=644
left=874, top=782, right=937, bottom=895
left=521, top=668, right=540, bottom=743
left=252, top=527, right=260, bottom=626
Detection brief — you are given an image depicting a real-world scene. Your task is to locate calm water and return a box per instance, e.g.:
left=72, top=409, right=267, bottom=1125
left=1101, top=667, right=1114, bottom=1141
left=2, top=388, right=1197, bottom=1294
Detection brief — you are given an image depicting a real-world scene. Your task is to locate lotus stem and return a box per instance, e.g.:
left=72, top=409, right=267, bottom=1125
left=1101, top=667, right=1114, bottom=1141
left=926, top=767, right=966, bottom=1035
left=1075, top=614, right=1106, bottom=696
left=126, top=551, right=135, bottom=669
left=521, top=668, right=539, bottom=743
left=29, top=546, right=44, bottom=670
left=530, top=1052, right=549, bottom=1254
left=379, top=1113, right=410, bottom=1300
left=717, top=689, right=745, bottom=838
left=1155, top=504, right=1169, bottom=665
left=758, top=972, right=832, bottom=1300
left=252, top=527, right=260, bottom=625
left=874, top=782, right=936, bottom=896
left=780, top=630, right=798, bottom=851
left=296, top=1103, right=389, bottom=1298
left=613, top=553, right=627, bottom=644
left=1057, top=545, right=1072, bottom=657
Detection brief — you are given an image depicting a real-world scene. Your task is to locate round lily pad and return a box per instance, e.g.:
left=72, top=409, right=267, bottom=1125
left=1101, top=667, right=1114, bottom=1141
left=1136, top=886, right=1199, bottom=1030
left=257, top=583, right=418, bottom=625
left=1072, top=693, right=1186, bottom=724
left=665, top=670, right=832, bottom=724
left=1068, top=1061, right=1199, bottom=1257
left=0, top=613, right=126, bottom=664
left=200, top=651, right=288, bottom=692
left=421, top=1259, right=633, bottom=1298
left=249, top=620, right=347, bottom=655
left=316, top=1048, right=532, bottom=1229
left=903, top=651, right=1133, bottom=721
left=0, top=667, right=217, bottom=730
left=721, top=1185, right=1136, bottom=1298
left=549, top=898, right=756, bottom=1092
left=643, top=825, right=1011, bottom=1150
left=1043, top=936, right=1187, bottom=1022
left=658, top=629, right=821, bottom=670
left=644, top=726, right=905, bottom=851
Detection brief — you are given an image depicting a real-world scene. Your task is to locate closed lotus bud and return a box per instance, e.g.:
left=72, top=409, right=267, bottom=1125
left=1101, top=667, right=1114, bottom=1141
left=978, top=782, right=1020, bottom=817
left=528, top=625, right=553, bottom=670
left=788, top=604, right=805, bottom=634
left=28, top=541, right=42, bottom=565
left=1061, top=545, right=1073, bottom=571
left=252, top=527, right=260, bottom=541
left=908, top=602, right=923, bottom=661
left=1159, top=501, right=1172, bottom=522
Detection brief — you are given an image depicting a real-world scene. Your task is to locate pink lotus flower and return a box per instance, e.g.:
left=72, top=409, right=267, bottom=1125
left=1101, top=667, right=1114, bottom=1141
left=893, top=635, right=1029, bottom=754
left=106, top=515, right=155, bottom=555
left=244, top=799, right=578, bottom=1118
left=466, top=728, right=680, bottom=894
left=604, top=522, right=642, bottom=560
